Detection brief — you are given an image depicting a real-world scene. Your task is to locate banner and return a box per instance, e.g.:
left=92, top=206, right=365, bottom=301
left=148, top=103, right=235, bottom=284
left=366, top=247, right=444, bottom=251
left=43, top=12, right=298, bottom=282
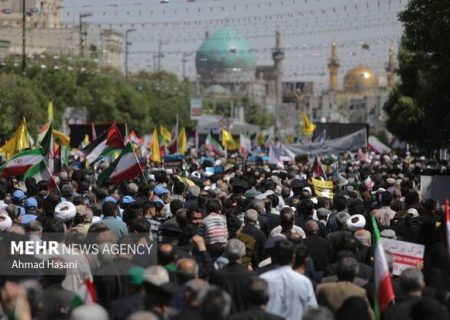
left=190, top=97, right=202, bottom=120
left=420, top=176, right=450, bottom=204
left=312, top=178, right=333, bottom=199
left=283, top=128, right=367, bottom=156
left=381, top=238, right=425, bottom=276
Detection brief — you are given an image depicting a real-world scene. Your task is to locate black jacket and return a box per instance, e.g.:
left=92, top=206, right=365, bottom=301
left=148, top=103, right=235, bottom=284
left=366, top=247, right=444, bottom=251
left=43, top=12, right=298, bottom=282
left=303, top=234, right=333, bottom=272
left=210, top=262, right=257, bottom=315
left=242, top=224, right=267, bottom=266
left=230, top=306, right=284, bottom=320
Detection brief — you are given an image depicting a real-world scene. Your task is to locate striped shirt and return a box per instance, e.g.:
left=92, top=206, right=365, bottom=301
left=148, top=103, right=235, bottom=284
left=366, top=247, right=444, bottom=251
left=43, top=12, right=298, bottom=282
left=203, top=212, right=229, bottom=245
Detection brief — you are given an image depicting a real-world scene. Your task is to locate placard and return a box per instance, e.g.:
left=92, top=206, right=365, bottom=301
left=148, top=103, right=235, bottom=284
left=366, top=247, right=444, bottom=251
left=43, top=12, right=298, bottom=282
left=380, top=238, right=425, bottom=276
left=190, top=97, right=202, bottom=120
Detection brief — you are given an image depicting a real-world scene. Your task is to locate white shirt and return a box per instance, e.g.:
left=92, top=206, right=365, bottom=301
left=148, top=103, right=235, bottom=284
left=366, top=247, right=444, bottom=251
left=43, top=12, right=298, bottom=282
left=270, top=225, right=306, bottom=239
left=261, top=265, right=318, bottom=320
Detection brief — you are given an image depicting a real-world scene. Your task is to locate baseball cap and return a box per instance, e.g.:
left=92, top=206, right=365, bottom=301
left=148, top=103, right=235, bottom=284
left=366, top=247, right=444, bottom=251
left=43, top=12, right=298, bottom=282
left=152, top=198, right=165, bottom=207
left=25, top=197, right=38, bottom=208
left=103, top=196, right=117, bottom=204
left=12, top=190, right=26, bottom=201
left=122, top=195, right=135, bottom=205
left=154, top=185, right=169, bottom=196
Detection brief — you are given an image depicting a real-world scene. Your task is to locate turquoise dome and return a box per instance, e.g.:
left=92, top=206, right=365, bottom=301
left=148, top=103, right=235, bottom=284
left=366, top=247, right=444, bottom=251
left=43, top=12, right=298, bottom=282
left=195, top=27, right=256, bottom=75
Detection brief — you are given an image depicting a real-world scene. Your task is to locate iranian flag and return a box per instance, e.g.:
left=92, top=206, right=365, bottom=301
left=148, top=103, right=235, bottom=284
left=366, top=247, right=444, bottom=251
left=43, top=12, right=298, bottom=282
left=239, top=134, right=251, bottom=156
left=372, top=215, right=395, bottom=319
left=72, top=278, right=96, bottom=308
left=205, top=132, right=224, bottom=156
left=24, top=160, right=58, bottom=191
left=0, top=149, right=44, bottom=177
left=96, top=142, right=143, bottom=186
left=82, top=123, right=124, bottom=164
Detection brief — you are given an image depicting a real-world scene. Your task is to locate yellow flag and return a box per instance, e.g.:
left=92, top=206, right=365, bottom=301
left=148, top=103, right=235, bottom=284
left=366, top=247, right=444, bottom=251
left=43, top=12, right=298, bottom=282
left=178, top=128, right=187, bottom=155
left=151, top=128, right=161, bottom=163
left=48, top=101, right=54, bottom=122
left=160, top=125, right=172, bottom=145
left=0, top=118, right=30, bottom=160
left=221, top=129, right=237, bottom=150
left=256, top=132, right=265, bottom=146
left=302, top=112, right=316, bottom=136
left=312, top=178, right=334, bottom=199
left=38, top=122, right=70, bottom=146
left=53, top=129, right=70, bottom=146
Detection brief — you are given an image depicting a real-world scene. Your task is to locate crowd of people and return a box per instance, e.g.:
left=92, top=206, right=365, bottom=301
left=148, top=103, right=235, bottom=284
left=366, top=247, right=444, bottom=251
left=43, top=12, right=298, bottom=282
left=0, top=150, right=449, bottom=320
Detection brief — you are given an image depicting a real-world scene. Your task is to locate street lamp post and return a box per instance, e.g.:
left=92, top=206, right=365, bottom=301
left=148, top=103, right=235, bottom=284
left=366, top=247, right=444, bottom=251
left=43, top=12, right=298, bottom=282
left=22, top=0, right=26, bottom=73
left=125, top=29, right=136, bottom=77
left=79, top=13, right=93, bottom=57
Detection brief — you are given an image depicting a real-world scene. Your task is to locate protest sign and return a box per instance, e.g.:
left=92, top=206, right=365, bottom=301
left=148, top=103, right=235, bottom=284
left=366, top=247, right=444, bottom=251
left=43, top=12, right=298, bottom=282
left=420, top=175, right=450, bottom=204
left=381, top=238, right=425, bottom=276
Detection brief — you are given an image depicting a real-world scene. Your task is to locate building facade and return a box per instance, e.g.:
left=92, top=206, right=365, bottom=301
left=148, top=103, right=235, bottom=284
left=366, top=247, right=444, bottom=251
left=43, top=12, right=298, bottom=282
left=0, top=0, right=123, bottom=70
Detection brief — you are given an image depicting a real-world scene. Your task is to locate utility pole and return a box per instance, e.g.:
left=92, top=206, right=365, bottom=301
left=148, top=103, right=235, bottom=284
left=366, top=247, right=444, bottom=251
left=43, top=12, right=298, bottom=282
left=157, top=40, right=169, bottom=71
left=79, top=13, right=93, bottom=58
left=182, top=52, right=193, bottom=80
left=272, top=31, right=285, bottom=136
left=157, top=40, right=163, bottom=71
left=124, top=29, right=136, bottom=77
left=22, top=0, right=26, bottom=73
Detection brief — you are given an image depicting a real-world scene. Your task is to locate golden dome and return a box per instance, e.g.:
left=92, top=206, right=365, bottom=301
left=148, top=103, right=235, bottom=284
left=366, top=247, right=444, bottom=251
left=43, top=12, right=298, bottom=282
left=343, top=65, right=379, bottom=93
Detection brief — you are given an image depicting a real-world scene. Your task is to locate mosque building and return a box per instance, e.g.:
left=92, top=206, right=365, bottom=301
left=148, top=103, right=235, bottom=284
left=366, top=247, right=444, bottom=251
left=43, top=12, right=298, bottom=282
left=308, top=42, right=395, bottom=132
left=194, top=27, right=396, bottom=135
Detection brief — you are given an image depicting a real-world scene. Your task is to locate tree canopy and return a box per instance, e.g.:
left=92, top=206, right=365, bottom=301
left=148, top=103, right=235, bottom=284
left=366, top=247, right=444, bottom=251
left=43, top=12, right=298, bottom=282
left=384, top=0, right=450, bottom=149
left=0, top=57, right=270, bottom=141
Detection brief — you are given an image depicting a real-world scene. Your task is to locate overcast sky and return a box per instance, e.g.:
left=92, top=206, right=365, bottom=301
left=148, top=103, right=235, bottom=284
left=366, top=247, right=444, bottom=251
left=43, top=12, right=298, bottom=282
left=61, top=0, right=406, bottom=90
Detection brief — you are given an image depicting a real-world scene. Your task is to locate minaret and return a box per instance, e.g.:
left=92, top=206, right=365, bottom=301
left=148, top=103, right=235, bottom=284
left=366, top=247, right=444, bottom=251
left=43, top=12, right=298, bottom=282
left=327, top=41, right=339, bottom=91
left=385, top=47, right=395, bottom=88
left=272, top=31, right=284, bottom=130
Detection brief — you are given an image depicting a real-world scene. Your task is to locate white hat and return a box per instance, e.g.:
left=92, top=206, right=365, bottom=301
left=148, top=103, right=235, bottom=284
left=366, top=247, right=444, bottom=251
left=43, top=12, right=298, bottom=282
left=190, top=171, right=201, bottom=179
left=54, top=201, right=76, bottom=222
left=70, top=303, right=109, bottom=320
left=407, top=208, right=419, bottom=218
left=347, top=214, right=366, bottom=232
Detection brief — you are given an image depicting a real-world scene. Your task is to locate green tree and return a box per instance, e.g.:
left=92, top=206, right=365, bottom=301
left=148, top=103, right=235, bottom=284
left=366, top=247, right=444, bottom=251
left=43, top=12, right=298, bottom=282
left=0, top=73, right=45, bottom=137
left=384, top=0, right=450, bottom=148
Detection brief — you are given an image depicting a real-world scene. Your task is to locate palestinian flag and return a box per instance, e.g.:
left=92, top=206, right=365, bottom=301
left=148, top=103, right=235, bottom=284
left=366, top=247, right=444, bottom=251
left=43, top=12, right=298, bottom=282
left=72, top=278, right=96, bottom=308
left=372, top=215, right=395, bottom=319
left=40, top=122, right=55, bottom=173
left=82, top=124, right=124, bottom=164
left=24, top=160, right=57, bottom=191
left=0, top=149, right=44, bottom=178
left=205, top=132, right=224, bottom=156
left=96, top=142, right=143, bottom=186
left=312, top=155, right=327, bottom=180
